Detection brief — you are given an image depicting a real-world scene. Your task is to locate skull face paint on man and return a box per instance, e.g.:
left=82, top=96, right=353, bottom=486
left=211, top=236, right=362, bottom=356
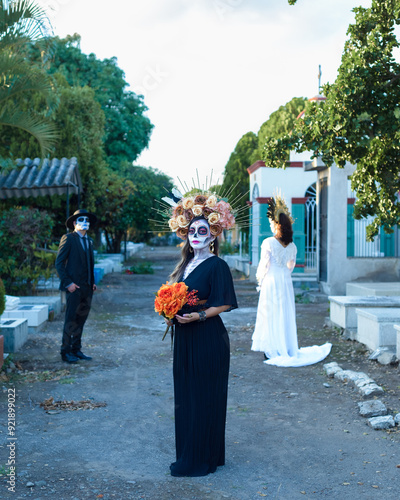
left=75, top=216, right=90, bottom=232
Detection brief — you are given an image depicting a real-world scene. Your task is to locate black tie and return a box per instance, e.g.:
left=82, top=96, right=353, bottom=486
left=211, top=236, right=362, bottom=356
left=82, top=237, right=91, bottom=285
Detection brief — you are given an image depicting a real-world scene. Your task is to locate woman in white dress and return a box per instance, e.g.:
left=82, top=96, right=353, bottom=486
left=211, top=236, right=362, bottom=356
left=251, top=195, right=331, bottom=367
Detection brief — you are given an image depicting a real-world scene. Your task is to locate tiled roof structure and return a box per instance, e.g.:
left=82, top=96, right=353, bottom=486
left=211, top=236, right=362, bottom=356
left=0, top=157, right=82, bottom=199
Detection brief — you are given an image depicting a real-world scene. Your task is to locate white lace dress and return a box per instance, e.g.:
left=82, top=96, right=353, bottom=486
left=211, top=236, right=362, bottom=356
left=251, top=237, right=331, bottom=367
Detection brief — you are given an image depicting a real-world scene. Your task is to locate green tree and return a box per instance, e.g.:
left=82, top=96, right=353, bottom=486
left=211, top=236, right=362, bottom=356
left=98, top=165, right=174, bottom=252
left=125, top=165, right=174, bottom=242
left=0, top=277, right=5, bottom=315
left=49, top=76, right=107, bottom=200
left=221, top=132, right=257, bottom=215
left=265, top=0, right=400, bottom=240
left=0, top=0, right=58, bottom=157
left=1, top=73, right=109, bottom=235
left=29, top=34, right=153, bottom=171
left=221, top=97, right=306, bottom=226
left=252, top=96, right=307, bottom=164
left=0, top=206, right=55, bottom=293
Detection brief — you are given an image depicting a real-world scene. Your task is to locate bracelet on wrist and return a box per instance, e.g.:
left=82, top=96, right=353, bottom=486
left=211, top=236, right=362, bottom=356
left=198, top=310, right=207, bottom=322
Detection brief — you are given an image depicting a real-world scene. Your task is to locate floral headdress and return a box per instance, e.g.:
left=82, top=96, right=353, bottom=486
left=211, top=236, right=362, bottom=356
left=165, top=190, right=236, bottom=240
left=151, top=171, right=249, bottom=239
left=267, top=192, right=294, bottom=225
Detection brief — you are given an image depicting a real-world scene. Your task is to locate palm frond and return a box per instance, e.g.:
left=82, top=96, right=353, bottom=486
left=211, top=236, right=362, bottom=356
left=0, top=0, right=52, bottom=46
left=0, top=51, right=58, bottom=110
left=0, top=108, right=58, bottom=154
left=0, top=68, right=55, bottom=104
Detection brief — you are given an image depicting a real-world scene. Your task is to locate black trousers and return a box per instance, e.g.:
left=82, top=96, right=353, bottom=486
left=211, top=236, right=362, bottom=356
left=61, top=284, right=93, bottom=355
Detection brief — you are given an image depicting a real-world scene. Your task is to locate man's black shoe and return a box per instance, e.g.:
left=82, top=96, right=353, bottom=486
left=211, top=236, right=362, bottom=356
left=62, top=353, right=79, bottom=364
left=74, top=351, right=92, bottom=360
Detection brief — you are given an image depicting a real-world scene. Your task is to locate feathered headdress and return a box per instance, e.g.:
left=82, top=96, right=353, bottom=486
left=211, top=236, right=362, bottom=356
left=267, top=192, right=294, bottom=224
left=151, top=171, right=249, bottom=240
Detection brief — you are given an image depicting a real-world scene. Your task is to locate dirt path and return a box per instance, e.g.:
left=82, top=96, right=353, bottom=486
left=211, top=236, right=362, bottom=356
left=1, top=246, right=399, bottom=499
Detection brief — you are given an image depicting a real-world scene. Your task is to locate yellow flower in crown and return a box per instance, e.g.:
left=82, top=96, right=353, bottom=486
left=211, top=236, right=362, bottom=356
left=192, top=205, right=203, bottom=216
left=176, top=215, right=189, bottom=228
left=205, top=195, right=217, bottom=208
left=169, top=218, right=179, bottom=231
left=182, top=197, right=194, bottom=210
left=208, top=212, right=220, bottom=225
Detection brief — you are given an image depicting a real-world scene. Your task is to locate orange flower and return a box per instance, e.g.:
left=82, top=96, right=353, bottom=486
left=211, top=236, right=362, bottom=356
left=155, top=282, right=200, bottom=340
left=154, top=282, right=200, bottom=321
left=173, top=282, right=187, bottom=296
left=154, top=281, right=189, bottom=319
left=158, top=284, right=173, bottom=300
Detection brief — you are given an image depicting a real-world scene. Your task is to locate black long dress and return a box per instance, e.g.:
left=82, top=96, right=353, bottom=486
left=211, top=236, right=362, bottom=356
left=170, top=256, right=238, bottom=477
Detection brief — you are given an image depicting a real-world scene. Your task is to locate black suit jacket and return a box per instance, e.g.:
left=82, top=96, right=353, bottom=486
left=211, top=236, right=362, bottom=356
left=55, top=232, right=95, bottom=291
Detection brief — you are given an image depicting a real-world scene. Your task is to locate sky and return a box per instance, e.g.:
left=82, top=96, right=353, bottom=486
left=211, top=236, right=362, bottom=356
left=38, top=0, right=372, bottom=189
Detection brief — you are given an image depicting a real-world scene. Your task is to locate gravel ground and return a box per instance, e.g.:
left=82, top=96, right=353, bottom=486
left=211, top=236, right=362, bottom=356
left=1, top=246, right=399, bottom=500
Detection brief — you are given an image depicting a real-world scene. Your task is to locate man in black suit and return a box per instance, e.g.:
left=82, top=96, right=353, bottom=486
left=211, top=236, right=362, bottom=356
left=55, top=209, right=97, bottom=363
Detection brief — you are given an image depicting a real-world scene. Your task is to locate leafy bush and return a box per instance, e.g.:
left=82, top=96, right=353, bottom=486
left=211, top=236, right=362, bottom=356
left=0, top=277, right=5, bottom=316
left=125, top=262, right=154, bottom=274
left=0, top=207, right=55, bottom=294
left=219, top=241, right=239, bottom=256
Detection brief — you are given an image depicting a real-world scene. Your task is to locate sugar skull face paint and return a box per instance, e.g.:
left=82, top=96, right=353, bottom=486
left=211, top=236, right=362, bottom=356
left=75, top=216, right=90, bottom=231
left=188, top=220, right=212, bottom=250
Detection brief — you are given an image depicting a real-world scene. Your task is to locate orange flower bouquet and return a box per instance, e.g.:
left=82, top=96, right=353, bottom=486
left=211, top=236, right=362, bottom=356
left=154, top=281, right=199, bottom=340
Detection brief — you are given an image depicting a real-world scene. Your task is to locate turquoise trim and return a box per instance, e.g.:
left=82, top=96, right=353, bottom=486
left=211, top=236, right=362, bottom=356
left=347, top=203, right=395, bottom=257
left=347, top=204, right=354, bottom=257
left=292, top=203, right=305, bottom=266
left=382, top=227, right=395, bottom=256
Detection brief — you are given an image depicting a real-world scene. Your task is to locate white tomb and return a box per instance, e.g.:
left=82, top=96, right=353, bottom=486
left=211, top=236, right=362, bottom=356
left=1, top=318, right=28, bottom=352
left=394, top=324, right=400, bottom=361
left=355, top=307, right=400, bottom=351
left=346, top=282, right=400, bottom=296
left=19, top=296, right=62, bottom=318
left=5, top=295, right=20, bottom=311
left=1, top=304, right=48, bottom=332
left=329, top=296, right=400, bottom=330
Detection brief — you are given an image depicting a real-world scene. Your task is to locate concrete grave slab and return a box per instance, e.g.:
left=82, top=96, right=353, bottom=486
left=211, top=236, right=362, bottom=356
left=346, top=282, right=400, bottom=296
left=394, top=324, right=400, bottom=361
left=19, top=296, right=62, bottom=319
left=329, top=295, right=400, bottom=330
left=355, top=307, right=400, bottom=351
left=1, top=318, right=28, bottom=352
left=5, top=295, right=20, bottom=311
left=1, top=304, right=48, bottom=332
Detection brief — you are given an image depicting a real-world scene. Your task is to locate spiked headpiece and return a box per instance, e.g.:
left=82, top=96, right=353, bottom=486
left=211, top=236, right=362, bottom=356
left=267, top=193, right=294, bottom=225
left=151, top=171, right=249, bottom=240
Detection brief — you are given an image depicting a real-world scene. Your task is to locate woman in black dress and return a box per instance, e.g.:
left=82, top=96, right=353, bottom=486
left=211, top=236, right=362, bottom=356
left=167, top=214, right=238, bottom=477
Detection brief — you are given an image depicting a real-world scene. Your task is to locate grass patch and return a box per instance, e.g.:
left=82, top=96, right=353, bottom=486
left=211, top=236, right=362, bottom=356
left=6, top=369, right=72, bottom=384
left=58, top=377, right=76, bottom=384
left=125, top=262, right=154, bottom=274
left=0, top=465, right=12, bottom=477
left=295, top=293, right=311, bottom=304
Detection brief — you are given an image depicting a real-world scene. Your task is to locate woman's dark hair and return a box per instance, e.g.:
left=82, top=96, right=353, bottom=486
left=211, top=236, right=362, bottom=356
left=169, top=216, right=219, bottom=283
left=275, top=212, right=293, bottom=245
